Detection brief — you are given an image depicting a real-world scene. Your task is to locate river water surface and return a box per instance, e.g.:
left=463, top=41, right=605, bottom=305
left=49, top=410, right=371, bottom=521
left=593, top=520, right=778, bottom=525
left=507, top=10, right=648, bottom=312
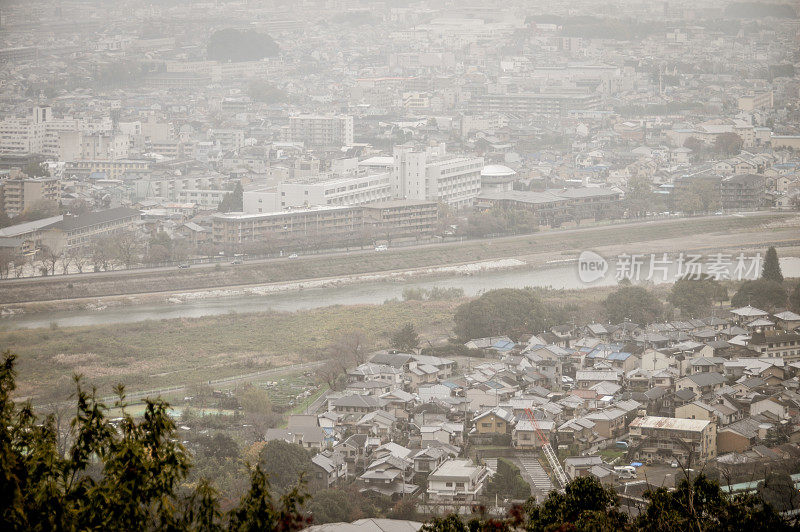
left=4, top=257, right=799, bottom=330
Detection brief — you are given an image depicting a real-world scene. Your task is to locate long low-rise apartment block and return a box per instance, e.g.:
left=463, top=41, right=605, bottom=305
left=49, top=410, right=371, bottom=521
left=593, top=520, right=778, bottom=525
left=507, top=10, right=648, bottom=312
left=475, top=187, right=622, bottom=226
left=212, top=200, right=438, bottom=247
left=40, top=207, right=142, bottom=252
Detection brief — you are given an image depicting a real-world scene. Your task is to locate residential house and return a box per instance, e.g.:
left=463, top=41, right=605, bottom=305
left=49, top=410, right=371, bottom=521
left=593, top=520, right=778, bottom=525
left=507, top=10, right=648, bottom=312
left=750, top=397, right=786, bottom=421
left=427, top=459, right=492, bottom=503
left=717, top=417, right=766, bottom=453
left=348, top=362, right=405, bottom=388
left=347, top=380, right=393, bottom=396
left=370, top=352, right=414, bottom=371
left=584, top=407, right=627, bottom=439
left=676, top=372, right=726, bottom=398
left=465, top=336, right=515, bottom=356
left=774, top=311, right=800, bottom=332
left=652, top=369, right=678, bottom=388
left=359, top=454, right=417, bottom=499
left=513, top=418, right=556, bottom=449
left=413, top=446, right=454, bottom=475
left=466, top=381, right=516, bottom=412
left=411, top=354, right=455, bottom=379
left=334, top=433, right=370, bottom=469
left=407, top=363, right=440, bottom=389
left=626, top=368, right=653, bottom=391
left=584, top=324, right=610, bottom=339
left=730, top=306, right=768, bottom=325
left=575, top=370, right=621, bottom=389
left=564, top=456, right=603, bottom=479
left=310, top=450, right=348, bottom=490
left=642, top=386, right=673, bottom=417
left=472, top=407, right=515, bottom=435
left=355, top=410, right=397, bottom=438
left=264, top=414, right=328, bottom=450
left=628, top=416, right=717, bottom=462
left=590, top=381, right=623, bottom=399
left=381, top=388, right=416, bottom=420
left=330, top=394, right=386, bottom=416
left=675, top=400, right=740, bottom=426
left=641, top=348, right=677, bottom=372
left=557, top=417, right=597, bottom=447
left=686, top=357, right=726, bottom=376
left=418, top=383, right=453, bottom=403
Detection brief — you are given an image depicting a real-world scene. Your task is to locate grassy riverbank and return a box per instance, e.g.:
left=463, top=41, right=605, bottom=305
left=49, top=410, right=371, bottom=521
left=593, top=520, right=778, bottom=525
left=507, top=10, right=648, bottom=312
left=2, top=300, right=460, bottom=404
left=0, top=213, right=792, bottom=306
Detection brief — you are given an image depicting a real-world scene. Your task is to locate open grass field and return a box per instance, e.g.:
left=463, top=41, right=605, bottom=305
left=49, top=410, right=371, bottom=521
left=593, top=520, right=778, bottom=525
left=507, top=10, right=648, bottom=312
left=2, top=300, right=458, bottom=404
left=0, top=213, right=792, bottom=306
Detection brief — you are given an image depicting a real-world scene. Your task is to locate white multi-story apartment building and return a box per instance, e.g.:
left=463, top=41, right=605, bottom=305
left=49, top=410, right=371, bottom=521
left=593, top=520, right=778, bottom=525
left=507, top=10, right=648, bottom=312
left=0, top=176, right=61, bottom=217
left=277, top=170, right=393, bottom=208
left=0, top=107, right=122, bottom=160
left=175, top=189, right=228, bottom=209
left=208, top=129, right=245, bottom=152
left=133, top=174, right=227, bottom=201
left=0, top=107, right=50, bottom=156
left=243, top=188, right=280, bottom=214
left=393, top=144, right=483, bottom=209
left=58, top=131, right=131, bottom=161
left=289, top=114, right=354, bottom=147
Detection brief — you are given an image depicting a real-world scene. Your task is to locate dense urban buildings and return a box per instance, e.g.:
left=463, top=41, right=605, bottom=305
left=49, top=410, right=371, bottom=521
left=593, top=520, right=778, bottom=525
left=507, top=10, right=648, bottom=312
left=1, top=0, right=799, bottom=527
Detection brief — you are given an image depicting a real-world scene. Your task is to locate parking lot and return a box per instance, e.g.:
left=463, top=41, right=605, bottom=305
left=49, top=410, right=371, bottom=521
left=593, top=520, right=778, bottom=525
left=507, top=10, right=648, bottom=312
left=619, top=463, right=685, bottom=492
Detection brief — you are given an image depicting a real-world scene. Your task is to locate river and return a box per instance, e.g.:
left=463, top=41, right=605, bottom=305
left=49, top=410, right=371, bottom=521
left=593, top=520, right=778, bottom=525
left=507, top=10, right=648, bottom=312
left=3, top=256, right=799, bottom=330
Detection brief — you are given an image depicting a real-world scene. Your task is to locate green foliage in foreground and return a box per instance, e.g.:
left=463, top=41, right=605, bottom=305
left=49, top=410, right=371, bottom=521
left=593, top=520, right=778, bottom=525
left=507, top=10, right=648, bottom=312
left=0, top=351, right=310, bottom=531
left=423, top=475, right=796, bottom=531
left=1, top=346, right=796, bottom=531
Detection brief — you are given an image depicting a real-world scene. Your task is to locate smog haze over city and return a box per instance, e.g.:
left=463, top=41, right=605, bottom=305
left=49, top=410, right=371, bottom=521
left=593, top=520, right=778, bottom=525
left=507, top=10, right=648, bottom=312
left=1, top=0, right=800, bottom=530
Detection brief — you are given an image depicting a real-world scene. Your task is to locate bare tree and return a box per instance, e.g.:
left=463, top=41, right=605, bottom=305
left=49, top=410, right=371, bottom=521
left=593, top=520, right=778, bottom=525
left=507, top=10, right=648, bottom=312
left=39, top=245, right=60, bottom=276
left=171, top=238, right=192, bottom=262
left=316, top=330, right=371, bottom=390
left=0, top=248, right=12, bottom=278
left=68, top=246, right=89, bottom=273
left=111, top=230, right=143, bottom=269
left=358, top=226, right=376, bottom=249
left=329, top=329, right=371, bottom=367
left=44, top=375, right=79, bottom=457
left=57, top=251, right=72, bottom=275
left=146, top=243, right=170, bottom=264
left=318, top=357, right=347, bottom=390
left=89, top=237, right=113, bottom=271
left=12, top=252, right=28, bottom=278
